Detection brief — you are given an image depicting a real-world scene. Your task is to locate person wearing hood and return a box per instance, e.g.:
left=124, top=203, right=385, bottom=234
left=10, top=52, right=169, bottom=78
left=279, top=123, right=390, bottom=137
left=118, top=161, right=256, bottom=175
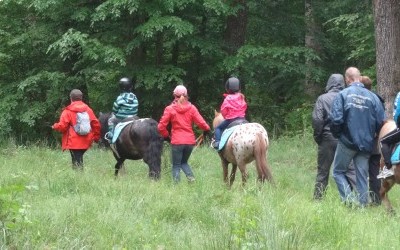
left=158, top=85, right=211, bottom=182
left=312, top=74, right=356, bottom=200
left=52, top=89, right=101, bottom=170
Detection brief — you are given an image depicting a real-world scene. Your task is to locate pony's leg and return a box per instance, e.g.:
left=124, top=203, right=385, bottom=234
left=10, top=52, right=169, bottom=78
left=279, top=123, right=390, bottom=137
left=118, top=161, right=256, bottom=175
left=143, top=155, right=161, bottom=180
left=230, top=164, right=238, bottom=187
left=380, top=178, right=395, bottom=214
left=114, top=159, right=125, bottom=177
left=221, top=158, right=230, bottom=184
left=237, top=164, right=247, bottom=186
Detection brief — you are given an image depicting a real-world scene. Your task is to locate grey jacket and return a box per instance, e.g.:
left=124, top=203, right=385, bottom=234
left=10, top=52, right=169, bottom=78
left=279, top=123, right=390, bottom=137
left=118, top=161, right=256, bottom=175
left=312, top=74, right=345, bottom=144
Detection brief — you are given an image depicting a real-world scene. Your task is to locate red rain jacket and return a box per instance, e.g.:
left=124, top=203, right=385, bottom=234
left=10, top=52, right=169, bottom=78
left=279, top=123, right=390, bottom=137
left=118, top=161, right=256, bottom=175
left=158, top=99, right=210, bottom=145
left=221, top=93, right=247, bottom=119
left=52, top=101, right=101, bottom=150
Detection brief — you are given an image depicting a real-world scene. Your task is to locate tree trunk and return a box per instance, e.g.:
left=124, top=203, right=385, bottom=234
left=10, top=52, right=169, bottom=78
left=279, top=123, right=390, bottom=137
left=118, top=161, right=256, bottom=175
left=224, top=0, right=248, bottom=55
left=374, top=0, right=400, bottom=116
left=304, top=0, right=321, bottom=100
left=224, top=0, right=248, bottom=93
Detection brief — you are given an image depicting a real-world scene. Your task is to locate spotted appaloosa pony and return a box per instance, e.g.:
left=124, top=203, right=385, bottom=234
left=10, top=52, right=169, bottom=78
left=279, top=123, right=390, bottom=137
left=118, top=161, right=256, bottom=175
left=378, top=119, right=400, bottom=213
left=213, top=111, right=273, bottom=186
left=98, top=112, right=163, bottom=179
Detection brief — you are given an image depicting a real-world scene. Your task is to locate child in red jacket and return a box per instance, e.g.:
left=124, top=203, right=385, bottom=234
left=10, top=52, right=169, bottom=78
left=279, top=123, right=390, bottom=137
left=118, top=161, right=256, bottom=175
left=212, top=77, right=247, bottom=149
left=158, top=85, right=210, bottom=182
left=52, top=89, right=101, bottom=170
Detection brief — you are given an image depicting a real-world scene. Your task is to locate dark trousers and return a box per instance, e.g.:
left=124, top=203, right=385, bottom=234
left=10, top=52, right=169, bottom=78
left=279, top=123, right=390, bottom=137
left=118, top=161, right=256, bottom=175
left=368, top=154, right=381, bottom=205
left=69, top=149, right=87, bottom=169
left=313, top=139, right=356, bottom=199
left=314, top=139, right=337, bottom=199
left=108, top=114, right=121, bottom=132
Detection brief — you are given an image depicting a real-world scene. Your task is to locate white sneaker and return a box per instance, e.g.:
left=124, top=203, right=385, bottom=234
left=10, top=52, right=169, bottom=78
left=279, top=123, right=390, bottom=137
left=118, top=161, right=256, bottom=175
left=377, top=166, right=394, bottom=179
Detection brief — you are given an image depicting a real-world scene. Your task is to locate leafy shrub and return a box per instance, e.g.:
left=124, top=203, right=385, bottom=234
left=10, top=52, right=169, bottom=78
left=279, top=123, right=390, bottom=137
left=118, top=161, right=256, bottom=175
left=0, top=181, right=29, bottom=247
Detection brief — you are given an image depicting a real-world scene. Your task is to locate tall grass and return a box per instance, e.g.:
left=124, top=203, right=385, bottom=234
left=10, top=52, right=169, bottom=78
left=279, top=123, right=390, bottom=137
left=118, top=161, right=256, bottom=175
left=1, top=134, right=400, bottom=249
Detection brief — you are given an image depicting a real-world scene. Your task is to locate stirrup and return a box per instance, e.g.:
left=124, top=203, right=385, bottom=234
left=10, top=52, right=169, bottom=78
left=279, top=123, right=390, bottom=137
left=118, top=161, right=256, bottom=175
left=104, top=132, right=113, bottom=143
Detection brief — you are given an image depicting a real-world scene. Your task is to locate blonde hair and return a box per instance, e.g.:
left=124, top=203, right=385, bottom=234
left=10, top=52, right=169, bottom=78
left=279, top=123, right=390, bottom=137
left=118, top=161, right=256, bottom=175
left=345, top=67, right=361, bottom=83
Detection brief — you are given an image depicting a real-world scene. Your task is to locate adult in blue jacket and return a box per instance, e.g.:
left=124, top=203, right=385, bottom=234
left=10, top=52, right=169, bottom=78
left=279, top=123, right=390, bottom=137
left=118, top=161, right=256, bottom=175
left=330, top=67, right=385, bottom=206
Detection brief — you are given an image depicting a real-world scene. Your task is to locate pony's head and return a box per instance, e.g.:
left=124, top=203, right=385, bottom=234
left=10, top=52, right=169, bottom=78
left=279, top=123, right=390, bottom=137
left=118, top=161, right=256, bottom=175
left=213, top=110, right=224, bottom=129
left=98, top=112, right=111, bottom=147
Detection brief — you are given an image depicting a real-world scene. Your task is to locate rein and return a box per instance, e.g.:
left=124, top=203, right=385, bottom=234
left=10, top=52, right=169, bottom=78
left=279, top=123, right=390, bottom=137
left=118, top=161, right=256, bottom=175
left=195, top=134, right=204, bottom=147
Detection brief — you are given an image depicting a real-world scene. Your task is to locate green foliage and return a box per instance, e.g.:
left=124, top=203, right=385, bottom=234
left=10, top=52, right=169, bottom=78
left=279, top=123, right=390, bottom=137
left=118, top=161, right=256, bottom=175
left=283, top=103, right=313, bottom=137
left=203, top=0, right=231, bottom=15
left=325, top=12, right=375, bottom=74
left=135, top=16, right=194, bottom=39
left=0, top=181, right=28, bottom=246
left=93, top=0, right=140, bottom=21
left=0, top=0, right=377, bottom=141
left=48, top=28, right=126, bottom=67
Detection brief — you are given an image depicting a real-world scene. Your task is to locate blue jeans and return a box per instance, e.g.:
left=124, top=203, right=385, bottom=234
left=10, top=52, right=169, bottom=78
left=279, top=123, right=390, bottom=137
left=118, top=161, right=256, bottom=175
left=332, top=141, right=370, bottom=206
left=215, top=118, right=241, bottom=142
left=171, top=144, right=194, bottom=182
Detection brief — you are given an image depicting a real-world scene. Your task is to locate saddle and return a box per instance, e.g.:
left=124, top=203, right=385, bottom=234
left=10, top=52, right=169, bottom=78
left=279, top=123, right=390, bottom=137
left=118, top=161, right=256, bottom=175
left=217, top=119, right=249, bottom=151
left=226, top=118, right=248, bottom=129
left=391, top=143, right=400, bottom=164
left=111, top=120, right=134, bottom=144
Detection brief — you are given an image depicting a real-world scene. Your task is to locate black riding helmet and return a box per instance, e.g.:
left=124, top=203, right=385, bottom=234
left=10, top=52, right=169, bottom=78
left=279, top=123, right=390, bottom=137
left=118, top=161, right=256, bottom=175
left=225, top=77, right=240, bottom=94
left=119, top=77, right=132, bottom=92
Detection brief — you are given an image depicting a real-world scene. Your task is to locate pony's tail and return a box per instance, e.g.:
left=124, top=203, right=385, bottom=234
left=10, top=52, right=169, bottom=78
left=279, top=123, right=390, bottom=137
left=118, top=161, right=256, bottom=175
left=146, top=120, right=163, bottom=179
left=254, top=131, right=273, bottom=184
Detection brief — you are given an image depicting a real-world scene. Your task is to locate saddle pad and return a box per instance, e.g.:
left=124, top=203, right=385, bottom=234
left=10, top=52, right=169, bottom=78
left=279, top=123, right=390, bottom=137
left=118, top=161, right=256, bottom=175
left=391, top=144, right=400, bottom=164
left=218, top=126, right=237, bottom=151
left=112, top=120, right=134, bottom=144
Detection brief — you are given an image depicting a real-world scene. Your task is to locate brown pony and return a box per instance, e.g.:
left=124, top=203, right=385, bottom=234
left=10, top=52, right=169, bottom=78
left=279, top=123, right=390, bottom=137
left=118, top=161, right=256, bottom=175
left=378, top=119, right=400, bottom=213
left=212, top=111, right=273, bottom=186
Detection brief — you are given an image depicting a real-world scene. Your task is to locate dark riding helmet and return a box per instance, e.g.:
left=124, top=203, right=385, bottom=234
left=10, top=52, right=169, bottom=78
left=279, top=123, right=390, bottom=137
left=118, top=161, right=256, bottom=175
left=119, top=77, right=132, bottom=92
left=225, top=77, right=240, bottom=94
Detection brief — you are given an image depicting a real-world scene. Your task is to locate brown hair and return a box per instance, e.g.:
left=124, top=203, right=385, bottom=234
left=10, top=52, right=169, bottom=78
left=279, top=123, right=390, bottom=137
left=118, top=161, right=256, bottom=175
left=360, top=76, right=372, bottom=90
left=70, top=89, right=83, bottom=101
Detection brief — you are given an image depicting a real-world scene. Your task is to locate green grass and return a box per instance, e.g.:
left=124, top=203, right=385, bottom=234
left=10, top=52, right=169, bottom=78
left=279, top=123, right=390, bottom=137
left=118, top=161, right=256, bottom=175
left=1, top=134, right=400, bottom=249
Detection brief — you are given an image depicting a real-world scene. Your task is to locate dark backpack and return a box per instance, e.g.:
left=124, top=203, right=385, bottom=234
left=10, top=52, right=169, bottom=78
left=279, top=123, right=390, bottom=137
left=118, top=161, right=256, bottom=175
left=73, top=111, right=91, bottom=135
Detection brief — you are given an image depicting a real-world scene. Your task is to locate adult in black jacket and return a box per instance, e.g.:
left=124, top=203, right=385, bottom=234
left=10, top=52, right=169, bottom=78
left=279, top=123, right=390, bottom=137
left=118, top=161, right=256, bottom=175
left=360, top=75, right=384, bottom=205
left=312, top=74, right=356, bottom=200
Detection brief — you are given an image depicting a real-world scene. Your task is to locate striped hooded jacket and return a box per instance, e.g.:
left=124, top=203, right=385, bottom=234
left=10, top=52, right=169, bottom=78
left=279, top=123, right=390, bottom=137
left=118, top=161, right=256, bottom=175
left=112, top=92, right=138, bottom=119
